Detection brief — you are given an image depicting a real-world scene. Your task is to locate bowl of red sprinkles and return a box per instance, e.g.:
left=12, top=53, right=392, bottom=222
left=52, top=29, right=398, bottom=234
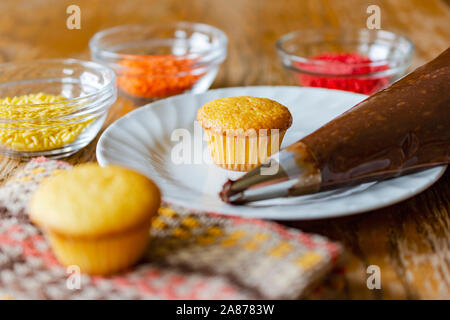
left=90, top=23, right=227, bottom=102
left=276, top=29, right=414, bottom=95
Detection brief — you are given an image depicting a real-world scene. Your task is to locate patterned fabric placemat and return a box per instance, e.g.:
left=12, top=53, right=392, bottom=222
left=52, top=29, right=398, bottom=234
left=0, top=157, right=342, bottom=299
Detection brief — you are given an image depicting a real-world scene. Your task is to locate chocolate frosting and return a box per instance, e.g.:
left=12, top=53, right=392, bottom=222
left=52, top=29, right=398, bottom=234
left=301, top=47, right=450, bottom=188
left=220, top=48, right=450, bottom=204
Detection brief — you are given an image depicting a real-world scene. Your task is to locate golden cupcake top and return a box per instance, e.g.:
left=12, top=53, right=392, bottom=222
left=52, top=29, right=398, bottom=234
left=197, top=96, right=292, bottom=134
left=29, top=163, right=160, bottom=238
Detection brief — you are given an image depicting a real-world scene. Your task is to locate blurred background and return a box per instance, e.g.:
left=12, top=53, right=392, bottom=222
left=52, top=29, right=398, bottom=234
left=0, top=0, right=448, bottom=88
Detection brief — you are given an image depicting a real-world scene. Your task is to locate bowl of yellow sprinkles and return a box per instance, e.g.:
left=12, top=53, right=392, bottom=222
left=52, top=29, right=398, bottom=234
left=0, top=59, right=116, bottom=158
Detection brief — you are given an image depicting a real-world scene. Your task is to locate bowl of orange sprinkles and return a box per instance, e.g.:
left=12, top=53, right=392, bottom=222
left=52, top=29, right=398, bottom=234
left=90, top=23, right=227, bottom=101
left=117, top=54, right=204, bottom=99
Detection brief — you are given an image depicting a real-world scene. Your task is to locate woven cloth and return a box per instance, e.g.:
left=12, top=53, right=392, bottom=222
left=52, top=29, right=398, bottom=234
left=0, top=157, right=342, bottom=299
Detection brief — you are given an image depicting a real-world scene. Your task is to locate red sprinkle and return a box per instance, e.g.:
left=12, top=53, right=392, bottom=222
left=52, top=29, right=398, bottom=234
left=295, top=52, right=390, bottom=95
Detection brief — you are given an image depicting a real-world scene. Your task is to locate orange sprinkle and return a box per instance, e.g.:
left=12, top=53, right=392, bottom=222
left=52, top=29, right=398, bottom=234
left=117, top=55, right=203, bottom=98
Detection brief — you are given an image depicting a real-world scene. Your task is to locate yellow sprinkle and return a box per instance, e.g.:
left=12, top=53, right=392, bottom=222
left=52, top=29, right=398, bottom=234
left=0, top=93, right=95, bottom=151
left=295, top=252, right=323, bottom=270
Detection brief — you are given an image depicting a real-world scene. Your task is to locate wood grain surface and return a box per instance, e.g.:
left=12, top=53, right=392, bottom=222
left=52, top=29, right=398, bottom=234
left=0, top=0, right=449, bottom=299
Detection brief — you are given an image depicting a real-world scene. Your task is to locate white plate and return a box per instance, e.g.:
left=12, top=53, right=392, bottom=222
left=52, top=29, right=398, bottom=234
left=97, top=86, right=446, bottom=220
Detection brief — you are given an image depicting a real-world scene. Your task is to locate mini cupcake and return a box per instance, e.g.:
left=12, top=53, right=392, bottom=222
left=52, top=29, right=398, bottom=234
left=197, top=96, right=292, bottom=171
left=29, top=163, right=160, bottom=275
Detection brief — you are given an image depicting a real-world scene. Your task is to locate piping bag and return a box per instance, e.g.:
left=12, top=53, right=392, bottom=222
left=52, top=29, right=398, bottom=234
left=221, top=47, right=450, bottom=204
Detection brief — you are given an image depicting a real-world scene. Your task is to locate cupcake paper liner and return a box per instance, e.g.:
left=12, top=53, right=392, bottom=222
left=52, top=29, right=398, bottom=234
left=204, top=129, right=286, bottom=171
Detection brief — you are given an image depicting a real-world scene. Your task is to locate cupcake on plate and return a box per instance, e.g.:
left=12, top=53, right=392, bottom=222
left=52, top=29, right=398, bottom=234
left=29, top=163, right=160, bottom=275
left=197, top=96, right=292, bottom=171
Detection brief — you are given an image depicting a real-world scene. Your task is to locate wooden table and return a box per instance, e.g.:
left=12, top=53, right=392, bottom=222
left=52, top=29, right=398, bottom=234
left=0, top=0, right=449, bottom=299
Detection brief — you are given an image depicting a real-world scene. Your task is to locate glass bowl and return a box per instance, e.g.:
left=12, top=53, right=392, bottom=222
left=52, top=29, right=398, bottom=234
left=276, top=29, right=414, bottom=95
left=0, top=59, right=116, bottom=159
left=89, top=22, right=227, bottom=103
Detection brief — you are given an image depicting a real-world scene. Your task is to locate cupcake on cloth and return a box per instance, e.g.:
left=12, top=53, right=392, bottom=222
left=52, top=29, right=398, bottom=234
left=197, top=96, right=292, bottom=171
left=29, top=163, right=161, bottom=275
left=0, top=158, right=342, bottom=299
